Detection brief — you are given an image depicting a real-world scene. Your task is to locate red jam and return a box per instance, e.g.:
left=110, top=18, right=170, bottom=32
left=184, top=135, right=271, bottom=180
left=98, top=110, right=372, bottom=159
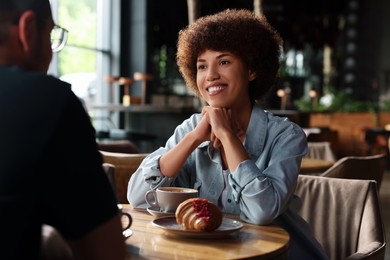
left=192, top=199, right=210, bottom=221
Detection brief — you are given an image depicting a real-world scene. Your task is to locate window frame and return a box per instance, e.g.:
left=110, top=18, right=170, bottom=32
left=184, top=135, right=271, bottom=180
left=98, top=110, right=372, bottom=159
left=48, top=0, right=121, bottom=128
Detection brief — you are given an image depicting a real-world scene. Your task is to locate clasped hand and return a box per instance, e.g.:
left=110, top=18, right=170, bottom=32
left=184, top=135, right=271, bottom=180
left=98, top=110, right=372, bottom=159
left=194, top=106, right=243, bottom=149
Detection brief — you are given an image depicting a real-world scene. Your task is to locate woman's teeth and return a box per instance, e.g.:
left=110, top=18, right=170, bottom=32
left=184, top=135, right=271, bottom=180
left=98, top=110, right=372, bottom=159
left=208, top=86, right=225, bottom=94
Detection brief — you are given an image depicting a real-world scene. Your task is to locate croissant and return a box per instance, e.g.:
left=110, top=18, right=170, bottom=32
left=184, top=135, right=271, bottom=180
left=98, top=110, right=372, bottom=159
left=175, top=198, right=222, bottom=231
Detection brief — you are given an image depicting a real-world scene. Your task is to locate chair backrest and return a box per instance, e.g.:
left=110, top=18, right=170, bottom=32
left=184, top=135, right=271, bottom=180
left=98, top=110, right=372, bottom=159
left=307, top=127, right=339, bottom=157
left=295, top=175, right=386, bottom=260
left=100, top=151, right=148, bottom=204
left=102, top=163, right=116, bottom=193
left=98, top=140, right=141, bottom=154
left=320, top=154, right=386, bottom=190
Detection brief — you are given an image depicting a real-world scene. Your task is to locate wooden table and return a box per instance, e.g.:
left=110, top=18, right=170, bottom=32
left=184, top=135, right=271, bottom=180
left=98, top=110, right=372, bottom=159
left=300, top=158, right=334, bottom=174
left=121, top=204, right=290, bottom=259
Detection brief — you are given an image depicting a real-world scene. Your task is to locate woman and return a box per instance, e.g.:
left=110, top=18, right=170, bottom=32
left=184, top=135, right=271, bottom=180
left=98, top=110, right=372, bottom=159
left=128, top=9, right=327, bottom=259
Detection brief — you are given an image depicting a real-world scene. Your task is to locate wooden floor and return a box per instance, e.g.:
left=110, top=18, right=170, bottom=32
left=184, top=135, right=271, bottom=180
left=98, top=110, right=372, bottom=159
left=379, top=172, right=390, bottom=260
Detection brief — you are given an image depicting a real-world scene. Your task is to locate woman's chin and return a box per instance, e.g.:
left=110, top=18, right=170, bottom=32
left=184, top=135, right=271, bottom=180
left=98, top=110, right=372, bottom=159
left=206, top=100, right=229, bottom=108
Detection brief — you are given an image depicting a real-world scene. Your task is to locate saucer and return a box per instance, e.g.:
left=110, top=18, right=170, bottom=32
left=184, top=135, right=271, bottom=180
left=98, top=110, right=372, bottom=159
left=147, top=207, right=175, bottom=218
left=152, top=217, right=243, bottom=238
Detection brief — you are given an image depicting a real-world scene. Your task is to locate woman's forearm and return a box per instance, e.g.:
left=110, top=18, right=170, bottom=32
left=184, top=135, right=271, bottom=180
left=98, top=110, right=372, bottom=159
left=159, top=131, right=201, bottom=177
left=219, top=131, right=250, bottom=172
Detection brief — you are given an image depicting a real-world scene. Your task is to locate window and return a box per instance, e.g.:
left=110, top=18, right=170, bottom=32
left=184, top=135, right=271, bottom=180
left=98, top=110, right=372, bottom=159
left=48, top=0, right=120, bottom=108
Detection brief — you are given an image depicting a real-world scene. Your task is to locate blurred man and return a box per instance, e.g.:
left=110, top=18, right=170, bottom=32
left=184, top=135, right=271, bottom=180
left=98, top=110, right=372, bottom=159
left=0, top=0, right=127, bottom=259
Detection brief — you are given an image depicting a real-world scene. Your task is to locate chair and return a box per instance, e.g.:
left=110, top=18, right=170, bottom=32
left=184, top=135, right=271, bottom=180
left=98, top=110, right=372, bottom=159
left=307, top=127, right=339, bottom=158
left=319, top=154, right=386, bottom=190
left=102, top=163, right=116, bottom=193
left=295, top=175, right=386, bottom=260
left=306, top=141, right=336, bottom=162
left=100, top=151, right=148, bottom=204
left=98, top=139, right=141, bottom=154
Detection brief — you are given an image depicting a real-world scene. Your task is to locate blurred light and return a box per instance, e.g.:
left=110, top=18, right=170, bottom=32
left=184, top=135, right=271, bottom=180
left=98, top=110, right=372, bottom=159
left=286, top=50, right=295, bottom=67
left=347, top=14, right=358, bottom=24
left=323, top=45, right=332, bottom=75
left=346, top=42, right=357, bottom=54
left=344, top=73, right=356, bottom=83
left=348, top=0, right=359, bottom=10
left=277, top=89, right=285, bottom=97
left=320, top=94, right=333, bottom=108
left=338, top=16, right=346, bottom=30
left=346, top=28, right=357, bottom=39
left=309, top=90, right=317, bottom=98
left=345, top=57, right=356, bottom=68
left=296, top=52, right=304, bottom=70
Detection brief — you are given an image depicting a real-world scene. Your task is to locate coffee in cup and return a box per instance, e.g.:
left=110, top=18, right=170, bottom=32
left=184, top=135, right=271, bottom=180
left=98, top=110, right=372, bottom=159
left=145, top=187, right=198, bottom=213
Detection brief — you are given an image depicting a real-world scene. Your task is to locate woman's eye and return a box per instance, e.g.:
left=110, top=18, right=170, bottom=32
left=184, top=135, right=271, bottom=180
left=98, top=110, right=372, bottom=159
left=220, top=60, right=230, bottom=65
left=197, top=64, right=206, bottom=70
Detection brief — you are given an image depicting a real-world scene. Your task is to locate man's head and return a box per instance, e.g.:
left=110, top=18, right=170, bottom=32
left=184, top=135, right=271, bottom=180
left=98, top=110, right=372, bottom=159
left=0, top=0, right=54, bottom=72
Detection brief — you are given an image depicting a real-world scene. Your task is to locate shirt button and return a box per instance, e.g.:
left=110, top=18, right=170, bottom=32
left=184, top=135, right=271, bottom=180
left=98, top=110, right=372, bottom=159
left=227, top=199, right=232, bottom=203
left=232, top=184, right=236, bottom=190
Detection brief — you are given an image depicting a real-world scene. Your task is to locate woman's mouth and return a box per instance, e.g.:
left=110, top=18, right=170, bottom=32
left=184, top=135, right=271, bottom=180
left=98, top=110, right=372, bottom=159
left=207, top=85, right=227, bottom=95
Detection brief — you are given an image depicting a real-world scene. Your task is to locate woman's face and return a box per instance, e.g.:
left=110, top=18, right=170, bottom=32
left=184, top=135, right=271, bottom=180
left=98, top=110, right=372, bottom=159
left=196, top=49, right=255, bottom=109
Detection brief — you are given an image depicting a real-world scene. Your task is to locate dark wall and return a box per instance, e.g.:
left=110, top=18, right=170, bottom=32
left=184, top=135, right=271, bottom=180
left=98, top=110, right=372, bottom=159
left=121, top=0, right=390, bottom=105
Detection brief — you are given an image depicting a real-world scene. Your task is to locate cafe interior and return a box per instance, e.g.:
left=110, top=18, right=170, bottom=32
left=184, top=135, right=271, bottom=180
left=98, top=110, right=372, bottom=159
left=44, top=0, right=390, bottom=259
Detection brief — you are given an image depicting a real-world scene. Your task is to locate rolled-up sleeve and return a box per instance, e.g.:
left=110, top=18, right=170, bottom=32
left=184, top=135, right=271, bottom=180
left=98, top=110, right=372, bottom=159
left=229, top=124, right=307, bottom=225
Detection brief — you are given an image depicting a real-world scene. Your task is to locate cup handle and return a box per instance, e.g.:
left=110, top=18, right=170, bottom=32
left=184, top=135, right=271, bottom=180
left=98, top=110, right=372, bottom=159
left=120, top=212, right=132, bottom=231
left=145, top=189, right=159, bottom=208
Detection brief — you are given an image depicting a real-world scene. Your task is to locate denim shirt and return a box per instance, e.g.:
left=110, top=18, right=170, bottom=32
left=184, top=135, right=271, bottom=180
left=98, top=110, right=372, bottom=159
left=127, top=104, right=328, bottom=259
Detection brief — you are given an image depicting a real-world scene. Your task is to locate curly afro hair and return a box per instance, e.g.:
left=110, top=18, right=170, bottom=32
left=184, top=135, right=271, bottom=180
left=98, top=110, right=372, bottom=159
left=176, top=9, right=282, bottom=101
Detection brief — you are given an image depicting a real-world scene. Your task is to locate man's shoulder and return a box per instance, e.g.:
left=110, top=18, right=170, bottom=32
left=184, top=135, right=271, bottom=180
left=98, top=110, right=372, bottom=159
left=0, top=66, right=71, bottom=92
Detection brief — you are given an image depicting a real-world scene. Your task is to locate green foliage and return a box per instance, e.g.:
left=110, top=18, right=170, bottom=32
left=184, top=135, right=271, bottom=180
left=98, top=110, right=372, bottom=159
left=294, top=96, right=326, bottom=112
left=326, top=88, right=376, bottom=112
left=57, top=0, right=97, bottom=75
left=381, top=100, right=390, bottom=112
left=294, top=87, right=377, bottom=113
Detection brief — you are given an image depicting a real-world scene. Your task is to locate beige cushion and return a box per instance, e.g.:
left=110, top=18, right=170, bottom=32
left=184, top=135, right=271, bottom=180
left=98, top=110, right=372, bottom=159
left=100, top=151, right=148, bottom=204
left=320, top=154, right=386, bottom=190
left=295, top=175, right=386, bottom=260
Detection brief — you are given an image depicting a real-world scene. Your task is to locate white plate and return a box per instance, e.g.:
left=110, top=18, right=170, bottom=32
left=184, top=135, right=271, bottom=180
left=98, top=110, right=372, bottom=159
left=152, top=217, right=243, bottom=238
left=147, top=207, right=175, bottom=218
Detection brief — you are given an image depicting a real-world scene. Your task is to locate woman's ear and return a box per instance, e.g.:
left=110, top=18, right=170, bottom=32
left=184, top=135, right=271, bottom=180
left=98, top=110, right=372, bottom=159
left=249, top=70, right=256, bottom=81
left=17, top=11, right=38, bottom=53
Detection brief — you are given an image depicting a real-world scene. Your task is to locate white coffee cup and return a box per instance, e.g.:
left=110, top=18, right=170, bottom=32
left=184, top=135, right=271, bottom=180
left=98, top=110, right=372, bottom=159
left=145, top=187, right=198, bottom=213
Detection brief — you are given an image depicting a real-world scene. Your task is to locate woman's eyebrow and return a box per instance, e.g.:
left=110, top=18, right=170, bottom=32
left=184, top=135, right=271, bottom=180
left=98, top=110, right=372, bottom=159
left=197, top=53, right=231, bottom=62
left=215, top=53, right=231, bottom=59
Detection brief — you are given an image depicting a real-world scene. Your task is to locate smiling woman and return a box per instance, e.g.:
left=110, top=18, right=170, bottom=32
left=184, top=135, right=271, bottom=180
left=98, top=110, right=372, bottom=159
left=127, top=9, right=328, bottom=260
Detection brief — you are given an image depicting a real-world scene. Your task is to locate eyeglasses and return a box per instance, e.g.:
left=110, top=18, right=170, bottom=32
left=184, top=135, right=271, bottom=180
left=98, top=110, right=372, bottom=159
left=51, top=24, right=68, bottom=53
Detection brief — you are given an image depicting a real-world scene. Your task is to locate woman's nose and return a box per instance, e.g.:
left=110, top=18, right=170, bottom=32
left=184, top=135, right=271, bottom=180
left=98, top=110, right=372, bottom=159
left=206, top=65, right=220, bottom=81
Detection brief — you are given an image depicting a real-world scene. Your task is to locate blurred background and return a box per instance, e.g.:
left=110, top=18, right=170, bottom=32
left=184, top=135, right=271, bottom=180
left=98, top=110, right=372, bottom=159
left=48, top=0, right=390, bottom=155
